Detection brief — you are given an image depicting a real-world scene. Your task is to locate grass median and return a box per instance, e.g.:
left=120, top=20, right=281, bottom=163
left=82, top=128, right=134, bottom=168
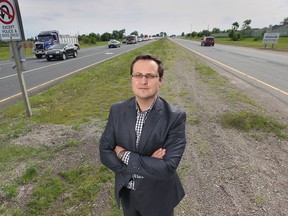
left=0, top=39, right=177, bottom=216
left=0, top=39, right=287, bottom=215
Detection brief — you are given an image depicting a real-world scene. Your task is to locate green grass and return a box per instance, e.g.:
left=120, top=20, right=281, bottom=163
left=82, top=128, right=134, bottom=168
left=220, top=110, right=287, bottom=138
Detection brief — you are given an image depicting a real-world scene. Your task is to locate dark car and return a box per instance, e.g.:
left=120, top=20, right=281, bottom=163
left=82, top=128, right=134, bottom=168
left=201, top=36, right=215, bottom=46
left=108, top=39, right=121, bottom=48
left=45, top=44, right=78, bottom=61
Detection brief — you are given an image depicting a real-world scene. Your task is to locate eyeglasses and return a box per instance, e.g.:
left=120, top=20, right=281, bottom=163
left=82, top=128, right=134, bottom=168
left=131, top=73, right=159, bottom=80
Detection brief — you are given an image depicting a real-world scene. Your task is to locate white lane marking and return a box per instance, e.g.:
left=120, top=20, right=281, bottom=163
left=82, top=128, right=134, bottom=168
left=249, top=57, right=268, bottom=63
left=176, top=42, right=288, bottom=96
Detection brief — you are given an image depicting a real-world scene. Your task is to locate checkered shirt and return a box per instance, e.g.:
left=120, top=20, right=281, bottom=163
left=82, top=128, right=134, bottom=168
left=122, top=97, right=157, bottom=190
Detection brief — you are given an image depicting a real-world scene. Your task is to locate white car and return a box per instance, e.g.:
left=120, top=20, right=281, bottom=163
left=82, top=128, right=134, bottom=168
left=108, top=40, right=121, bottom=48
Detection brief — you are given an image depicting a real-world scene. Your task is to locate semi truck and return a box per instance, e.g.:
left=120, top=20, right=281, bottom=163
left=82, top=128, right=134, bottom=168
left=126, top=35, right=138, bottom=44
left=32, top=30, right=80, bottom=59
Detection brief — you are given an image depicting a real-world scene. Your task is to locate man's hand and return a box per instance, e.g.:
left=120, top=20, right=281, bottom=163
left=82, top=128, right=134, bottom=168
left=114, top=146, right=125, bottom=156
left=151, top=148, right=166, bottom=159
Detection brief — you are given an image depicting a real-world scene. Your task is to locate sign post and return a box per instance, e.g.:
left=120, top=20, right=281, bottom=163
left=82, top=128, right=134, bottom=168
left=0, top=0, right=32, bottom=116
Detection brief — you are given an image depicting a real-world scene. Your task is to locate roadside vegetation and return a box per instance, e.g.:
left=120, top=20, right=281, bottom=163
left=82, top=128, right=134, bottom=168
left=0, top=39, right=287, bottom=215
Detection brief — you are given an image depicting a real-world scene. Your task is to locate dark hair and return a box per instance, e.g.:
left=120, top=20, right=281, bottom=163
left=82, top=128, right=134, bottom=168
left=130, top=54, right=164, bottom=77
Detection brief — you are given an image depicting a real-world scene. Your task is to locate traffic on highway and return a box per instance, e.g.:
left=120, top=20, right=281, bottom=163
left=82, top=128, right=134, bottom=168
left=1, top=38, right=287, bottom=109
left=0, top=40, right=152, bottom=107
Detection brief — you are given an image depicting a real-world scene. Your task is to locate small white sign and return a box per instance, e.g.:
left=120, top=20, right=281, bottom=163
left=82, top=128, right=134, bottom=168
left=262, top=33, right=280, bottom=44
left=0, top=0, right=22, bottom=41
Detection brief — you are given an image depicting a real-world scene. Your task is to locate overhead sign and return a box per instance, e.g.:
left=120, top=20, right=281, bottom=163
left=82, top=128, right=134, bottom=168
left=262, top=33, right=280, bottom=44
left=0, top=0, right=23, bottom=41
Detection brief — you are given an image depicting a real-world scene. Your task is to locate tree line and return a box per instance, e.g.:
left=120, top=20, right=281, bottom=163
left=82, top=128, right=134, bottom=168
left=183, top=17, right=288, bottom=41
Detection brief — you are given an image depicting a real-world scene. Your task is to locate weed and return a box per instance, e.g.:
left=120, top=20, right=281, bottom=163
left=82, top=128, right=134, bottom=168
left=3, top=183, right=18, bottom=199
left=65, top=140, right=81, bottom=147
left=19, top=164, right=38, bottom=184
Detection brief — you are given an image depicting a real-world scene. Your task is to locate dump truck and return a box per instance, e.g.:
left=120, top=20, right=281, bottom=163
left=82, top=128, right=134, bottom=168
left=32, top=30, right=79, bottom=59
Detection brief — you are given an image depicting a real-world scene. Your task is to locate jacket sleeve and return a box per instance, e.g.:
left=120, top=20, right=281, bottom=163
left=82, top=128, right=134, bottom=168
left=126, top=111, right=186, bottom=181
left=99, top=106, right=127, bottom=174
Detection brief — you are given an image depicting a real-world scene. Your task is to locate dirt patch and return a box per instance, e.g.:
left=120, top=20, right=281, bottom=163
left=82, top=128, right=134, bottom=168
left=2, top=48, right=288, bottom=215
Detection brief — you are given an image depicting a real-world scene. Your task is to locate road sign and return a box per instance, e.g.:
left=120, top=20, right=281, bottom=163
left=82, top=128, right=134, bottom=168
left=0, top=0, right=31, bottom=116
left=0, top=0, right=23, bottom=41
left=262, top=33, right=280, bottom=44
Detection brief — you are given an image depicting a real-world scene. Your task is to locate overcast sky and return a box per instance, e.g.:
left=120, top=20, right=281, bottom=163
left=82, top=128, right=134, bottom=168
left=18, top=0, right=288, bottom=38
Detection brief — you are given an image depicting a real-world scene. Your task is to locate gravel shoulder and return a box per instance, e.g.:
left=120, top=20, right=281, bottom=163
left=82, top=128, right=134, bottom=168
left=166, top=49, right=288, bottom=216
left=3, top=45, right=288, bottom=215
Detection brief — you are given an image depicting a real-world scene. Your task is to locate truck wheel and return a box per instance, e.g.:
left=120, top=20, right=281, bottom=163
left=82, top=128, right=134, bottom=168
left=62, top=53, right=66, bottom=60
left=73, top=51, right=77, bottom=58
left=46, top=58, right=51, bottom=61
left=36, top=54, right=42, bottom=59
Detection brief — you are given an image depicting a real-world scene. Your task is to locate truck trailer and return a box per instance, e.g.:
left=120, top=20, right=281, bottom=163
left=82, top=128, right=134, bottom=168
left=32, top=30, right=80, bottom=59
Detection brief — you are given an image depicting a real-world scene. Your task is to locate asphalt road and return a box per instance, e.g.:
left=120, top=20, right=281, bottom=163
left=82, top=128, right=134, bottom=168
left=171, top=38, right=288, bottom=106
left=0, top=41, right=151, bottom=108
left=1, top=39, right=287, bottom=109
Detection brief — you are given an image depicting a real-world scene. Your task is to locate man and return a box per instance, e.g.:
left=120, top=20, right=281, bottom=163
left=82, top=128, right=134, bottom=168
left=99, top=54, right=186, bottom=216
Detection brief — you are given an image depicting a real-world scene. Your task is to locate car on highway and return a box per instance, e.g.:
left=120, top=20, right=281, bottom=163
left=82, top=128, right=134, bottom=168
left=45, top=44, right=78, bottom=61
left=201, top=36, right=215, bottom=46
left=108, top=39, right=121, bottom=48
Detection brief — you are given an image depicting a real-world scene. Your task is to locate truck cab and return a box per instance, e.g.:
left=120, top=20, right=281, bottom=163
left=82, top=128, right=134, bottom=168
left=32, top=30, right=60, bottom=59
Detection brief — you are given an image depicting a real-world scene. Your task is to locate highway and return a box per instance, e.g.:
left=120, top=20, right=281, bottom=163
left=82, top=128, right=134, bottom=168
left=171, top=38, right=288, bottom=106
left=1, top=38, right=287, bottom=110
left=0, top=41, right=151, bottom=108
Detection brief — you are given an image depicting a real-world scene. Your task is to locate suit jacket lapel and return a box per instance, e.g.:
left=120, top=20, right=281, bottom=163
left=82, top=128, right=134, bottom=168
left=137, top=98, right=163, bottom=153
left=124, top=98, right=137, bottom=152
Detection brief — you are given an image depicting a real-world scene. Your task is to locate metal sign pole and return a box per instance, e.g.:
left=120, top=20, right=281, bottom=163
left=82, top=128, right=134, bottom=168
left=1, top=0, right=32, bottom=116
left=10, top=39, right=32, bottom=116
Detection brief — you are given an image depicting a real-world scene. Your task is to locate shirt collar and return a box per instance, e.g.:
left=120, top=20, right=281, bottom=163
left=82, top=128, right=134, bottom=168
left=135, top=96, right=158, bottom=113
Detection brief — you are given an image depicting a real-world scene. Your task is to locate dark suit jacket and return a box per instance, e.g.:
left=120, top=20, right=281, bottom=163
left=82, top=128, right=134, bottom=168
left=99, top=96, right=186, bottom=213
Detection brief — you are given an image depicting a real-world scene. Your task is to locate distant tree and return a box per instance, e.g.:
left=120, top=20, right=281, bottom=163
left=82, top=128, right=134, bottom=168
left=228, top=30, right=241, bottom=41
left=241, top=19, right=252, bottom=30
left=112, top=30, right=120, bottom=39
left=181, top=32, right=185, bottom=37
left=191, top=31, right=198, bottom=37
left=89, top=32, right=101, bottom=41
left=232, top=22, right=239, bottom=30
left=241, top=19, right=252, bottom=37
left=199, top=30, right=210, bottom=37
left=211, top=28, right=221, bottom=34
left=280, top=17, right=288, bottom=25
left=101, top=32, right=112, bottom=41
left=130, top=31, right=139, bottom=36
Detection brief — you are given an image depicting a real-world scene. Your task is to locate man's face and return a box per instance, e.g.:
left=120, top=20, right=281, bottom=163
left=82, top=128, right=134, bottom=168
left=131, top=59, right=163, bottom=102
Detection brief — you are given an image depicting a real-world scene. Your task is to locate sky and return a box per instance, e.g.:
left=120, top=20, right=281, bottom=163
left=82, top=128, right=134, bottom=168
left=18, top=0, right=288, bottom=39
